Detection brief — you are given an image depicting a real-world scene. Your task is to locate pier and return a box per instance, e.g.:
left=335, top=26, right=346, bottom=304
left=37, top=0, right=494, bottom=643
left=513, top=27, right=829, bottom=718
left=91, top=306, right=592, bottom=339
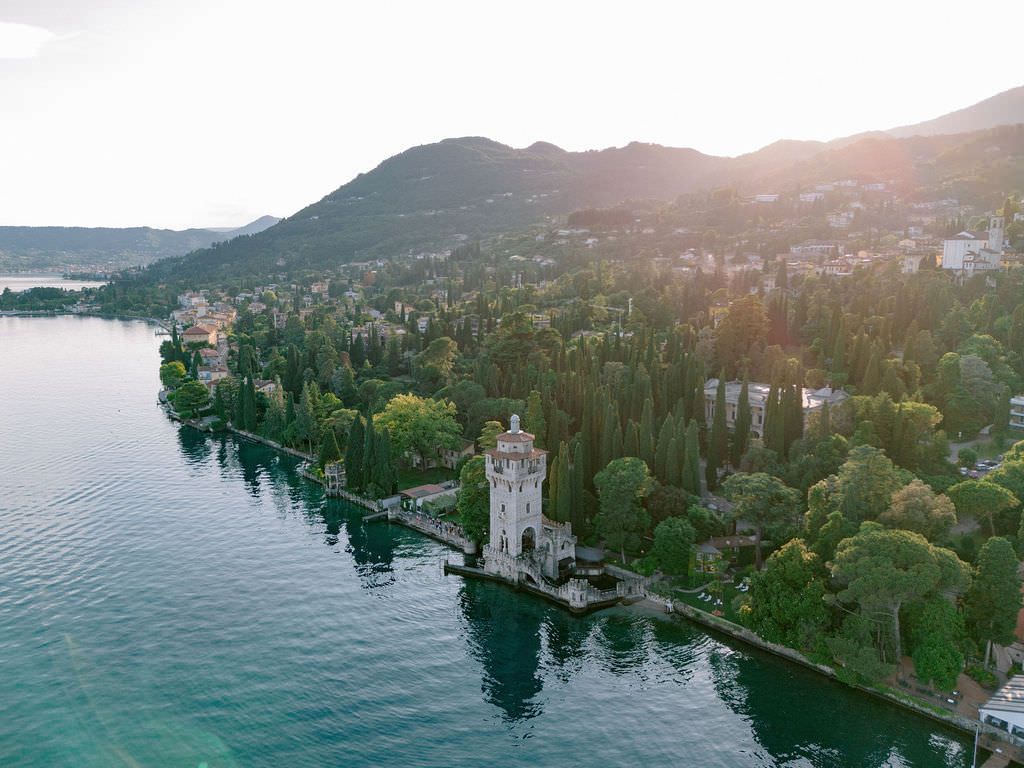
left=382, top=509, right=477, bottom=554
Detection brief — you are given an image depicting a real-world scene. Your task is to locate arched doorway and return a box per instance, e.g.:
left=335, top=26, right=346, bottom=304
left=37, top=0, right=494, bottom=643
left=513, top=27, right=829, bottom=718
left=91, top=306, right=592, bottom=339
left=521, top=526, right=536, bottom=553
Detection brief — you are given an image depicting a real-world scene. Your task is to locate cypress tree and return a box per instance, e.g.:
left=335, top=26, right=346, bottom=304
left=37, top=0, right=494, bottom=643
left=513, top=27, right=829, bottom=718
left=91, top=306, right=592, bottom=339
left=234, top=376, right=246, bottom=427
left=243, top=375, right=258, bottom=432
left=788, top=382, right=804, bottom=452
left=345, top=416, right=365, bottom=491
left=861, top=344, right=881, bottom=396
left=831, top=315, right=847, bottom=376
left=376, top=427, right=396, bottom=495
left=213, top=384, right=226, bottom=421
left=363, top=416, right=378, bottom=492
left=526, top=390, right=547, bottom=448
left=639, top=397, right=655, bottom=468
left=706, top=374, right=728, bottom=488
left=319, top=427, right=342, bottom=468
left=623, top=419, right=640, bottom=457
left=600, top=401, right=616, bottom=470
left=731, top=379, right=751, bottom=466
left=765, top=384, right=786, bottom=456
left=817, top=399, right=832, bottom=440
left=284, top=392, right=295, bottom=428
left=556, top=442, right=572, bottom=524
left=571, top=440, right=585, bottom=533
left=665, top=437, right=681, bottom=488
left=547, top=454, right=561, bottom=521
left=682, top=419, right=702, bottom=496
left=655, top=416, right=675, bottom=482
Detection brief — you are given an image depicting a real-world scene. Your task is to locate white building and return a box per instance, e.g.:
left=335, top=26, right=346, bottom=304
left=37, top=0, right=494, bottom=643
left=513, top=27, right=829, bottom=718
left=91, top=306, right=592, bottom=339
left=1010, top=395, right=1024, bottom=430
left=483, top=415, right=576, bottom=582
left=942, top=216, right=1004, bottom=271
left=979, top=675, right=1024, bottom=737
left=704, top=379, right=849, bottom=439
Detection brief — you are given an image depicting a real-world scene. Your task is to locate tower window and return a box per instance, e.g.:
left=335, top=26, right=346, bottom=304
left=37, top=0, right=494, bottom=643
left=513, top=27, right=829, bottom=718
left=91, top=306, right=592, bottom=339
left=526, top=503, right=530, bottom=513
left=501, top=503, right=505, bottom=513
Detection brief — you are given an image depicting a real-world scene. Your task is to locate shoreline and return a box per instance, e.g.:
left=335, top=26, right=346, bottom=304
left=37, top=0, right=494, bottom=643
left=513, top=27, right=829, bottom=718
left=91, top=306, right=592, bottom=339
left=170, top=407, right=1021, bottom=761
left=630, top=595, right=1019, bottom=763
left=0, top=309, right=173, bottom=331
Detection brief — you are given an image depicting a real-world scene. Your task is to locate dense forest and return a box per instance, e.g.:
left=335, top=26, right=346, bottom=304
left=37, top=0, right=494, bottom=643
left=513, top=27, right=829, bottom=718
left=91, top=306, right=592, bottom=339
left=140, top=220, right=1024, bottom=694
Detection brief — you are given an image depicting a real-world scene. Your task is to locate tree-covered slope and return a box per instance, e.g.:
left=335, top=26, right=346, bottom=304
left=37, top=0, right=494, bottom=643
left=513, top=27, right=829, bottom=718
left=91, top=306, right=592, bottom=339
left=0, top=215, right=280, bottom=271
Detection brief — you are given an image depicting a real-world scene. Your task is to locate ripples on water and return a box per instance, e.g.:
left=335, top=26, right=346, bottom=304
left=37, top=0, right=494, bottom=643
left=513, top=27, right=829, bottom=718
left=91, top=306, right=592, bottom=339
left=0, top=317, right=972, bottom=767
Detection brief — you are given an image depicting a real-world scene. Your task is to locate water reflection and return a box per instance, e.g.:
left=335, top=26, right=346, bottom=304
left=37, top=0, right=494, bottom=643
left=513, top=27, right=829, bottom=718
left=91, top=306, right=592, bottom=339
left=727, top=645, right=970, bottom=767
left=458, top=581, right=545, bottom=721
left=176, top=424, right=212, bottom=466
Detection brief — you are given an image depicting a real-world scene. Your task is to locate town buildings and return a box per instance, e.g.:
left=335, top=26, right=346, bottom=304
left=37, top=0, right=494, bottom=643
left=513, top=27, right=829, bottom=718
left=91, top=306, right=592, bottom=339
left=942, top=216, right=1004, bottom=273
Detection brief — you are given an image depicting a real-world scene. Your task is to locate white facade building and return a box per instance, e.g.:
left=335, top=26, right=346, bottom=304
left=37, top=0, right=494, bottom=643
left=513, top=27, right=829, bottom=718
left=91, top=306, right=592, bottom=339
left=1010, top=395, right=1024, bottom=430
left=980, top=676, right=1024, bottom=738
left=942, top=216, right=1004, bottom=271
left=704, top=379, right=849, bottom=439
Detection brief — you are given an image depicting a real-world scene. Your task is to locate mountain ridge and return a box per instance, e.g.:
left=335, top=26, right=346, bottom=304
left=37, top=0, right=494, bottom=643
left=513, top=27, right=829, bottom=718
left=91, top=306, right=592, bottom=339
left=0, top=215, right=281, bottom=271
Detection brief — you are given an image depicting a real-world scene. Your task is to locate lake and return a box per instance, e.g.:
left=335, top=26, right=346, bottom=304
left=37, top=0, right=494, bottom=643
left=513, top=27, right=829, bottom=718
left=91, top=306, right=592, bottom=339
left=0, top=315, right=975, bottom=767
left=0, top=274, right=107, bottom=293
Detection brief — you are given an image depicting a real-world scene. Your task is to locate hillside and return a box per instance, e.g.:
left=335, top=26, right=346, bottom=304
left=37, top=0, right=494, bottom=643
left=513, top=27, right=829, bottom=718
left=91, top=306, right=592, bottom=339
left=149, top=138, right=739, bottom=281
left=886, top=85, right=1024, bottom=138
left=151, top=122, right=1024, bottom=284
left=0, top=215, right=280, bottom=272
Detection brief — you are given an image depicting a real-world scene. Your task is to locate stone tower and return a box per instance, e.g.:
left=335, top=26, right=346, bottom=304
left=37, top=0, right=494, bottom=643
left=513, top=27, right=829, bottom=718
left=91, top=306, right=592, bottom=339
left=990, top=215, right=1005, bottom=252
left=484, top=414, right=546, bottom=560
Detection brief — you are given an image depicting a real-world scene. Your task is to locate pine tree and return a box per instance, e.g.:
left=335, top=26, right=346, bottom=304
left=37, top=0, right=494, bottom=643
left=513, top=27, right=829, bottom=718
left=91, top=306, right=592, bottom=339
left=345, top=416, right=365, bottom=491
left=731, top=379, right=751, bottom=466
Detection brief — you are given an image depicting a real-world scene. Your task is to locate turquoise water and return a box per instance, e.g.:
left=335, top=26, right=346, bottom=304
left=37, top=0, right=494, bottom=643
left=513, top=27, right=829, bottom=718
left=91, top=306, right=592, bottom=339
left=0, top=316, right=974, bottom=767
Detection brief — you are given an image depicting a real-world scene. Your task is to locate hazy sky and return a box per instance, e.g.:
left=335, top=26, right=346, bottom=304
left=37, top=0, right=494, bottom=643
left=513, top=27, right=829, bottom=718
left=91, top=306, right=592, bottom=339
left=3, top=0, right=1024, bottom=229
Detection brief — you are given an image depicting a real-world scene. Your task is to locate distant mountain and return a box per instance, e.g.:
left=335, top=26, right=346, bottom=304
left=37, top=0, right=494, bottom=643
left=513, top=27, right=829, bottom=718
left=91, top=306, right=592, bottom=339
left=135, top=83, right=1024, bottom=283
left=886, top=85, right=1024, bottom=138
left=0, top=215, right=280, bottom=271
left=205, top=215, right=282, bottom=237
left=149, top=137, right=744, bottom=279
